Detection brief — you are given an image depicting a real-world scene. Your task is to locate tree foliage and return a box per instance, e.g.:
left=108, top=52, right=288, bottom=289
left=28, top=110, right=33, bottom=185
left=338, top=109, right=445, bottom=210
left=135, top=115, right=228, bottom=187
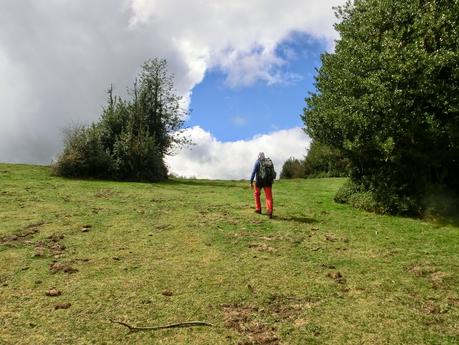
left=303, top=141, right=350, bottom=178
left=280, top=141, right=350, bottom=179
left=280, top=157, right=305, bottom=179
left=303, top=0, right=459, bottom=214
left=53, top=59, right=188, bottom=181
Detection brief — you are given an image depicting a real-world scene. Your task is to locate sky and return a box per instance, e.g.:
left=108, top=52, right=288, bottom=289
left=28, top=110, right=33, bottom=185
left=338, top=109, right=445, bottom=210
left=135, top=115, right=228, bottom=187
left=0, top=0, right=345, bottom=179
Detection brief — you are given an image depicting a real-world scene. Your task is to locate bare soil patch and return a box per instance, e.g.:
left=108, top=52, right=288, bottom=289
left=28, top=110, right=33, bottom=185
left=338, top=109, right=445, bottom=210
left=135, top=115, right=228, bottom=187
left=430, top=271, right=449, bottom=289
left=0, top=221, right=45, bottom=246
left=326, top=271, right=346, bottom=284
left=248, top=243, right=276, bottom=253
left=221, top=303, right=279, bottom=345
left=49, top=261, right=79, bottom=274
left=222, top=295, right=319, bottom=344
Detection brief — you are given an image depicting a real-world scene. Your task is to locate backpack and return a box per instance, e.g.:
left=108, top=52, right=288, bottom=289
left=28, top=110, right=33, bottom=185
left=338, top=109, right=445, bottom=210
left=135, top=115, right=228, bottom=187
left=258, top=158, right=276, bottom=185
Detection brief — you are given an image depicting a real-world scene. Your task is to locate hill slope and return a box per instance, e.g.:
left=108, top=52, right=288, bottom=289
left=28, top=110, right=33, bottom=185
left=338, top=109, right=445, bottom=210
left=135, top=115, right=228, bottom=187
left=0, top=164, right=458, bottom=344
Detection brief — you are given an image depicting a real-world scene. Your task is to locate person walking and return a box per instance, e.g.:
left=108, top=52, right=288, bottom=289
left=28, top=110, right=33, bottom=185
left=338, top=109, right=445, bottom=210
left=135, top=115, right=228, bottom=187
left=250, top=152, right=276, bottom=218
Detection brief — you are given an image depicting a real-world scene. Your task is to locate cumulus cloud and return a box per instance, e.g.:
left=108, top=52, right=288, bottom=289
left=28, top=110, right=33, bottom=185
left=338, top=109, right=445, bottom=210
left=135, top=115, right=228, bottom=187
left=0, top=0, right=343, bottom=169
left=166, top=126, right=310, bottom=179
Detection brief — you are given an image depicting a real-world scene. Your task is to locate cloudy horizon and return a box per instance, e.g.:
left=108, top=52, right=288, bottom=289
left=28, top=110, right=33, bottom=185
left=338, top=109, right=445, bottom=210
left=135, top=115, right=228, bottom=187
left=0, top=0, right=344, bottom=179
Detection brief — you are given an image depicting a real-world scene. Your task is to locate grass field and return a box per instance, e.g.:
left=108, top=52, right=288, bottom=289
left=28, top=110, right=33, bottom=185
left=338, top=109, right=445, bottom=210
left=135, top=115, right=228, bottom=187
left=0, top=163, right=458, bottom=344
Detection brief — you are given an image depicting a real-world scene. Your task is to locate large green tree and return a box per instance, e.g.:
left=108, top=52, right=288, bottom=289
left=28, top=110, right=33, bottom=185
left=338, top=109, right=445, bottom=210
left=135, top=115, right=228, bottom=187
left=53, top=59, right=189, bottom=181
left=303, top=0, right=459, bottom=214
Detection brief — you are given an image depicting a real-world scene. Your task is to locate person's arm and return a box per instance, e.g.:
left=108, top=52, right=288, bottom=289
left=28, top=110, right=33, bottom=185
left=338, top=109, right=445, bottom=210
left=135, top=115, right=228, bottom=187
left=250, top=161, right=259, bottom=185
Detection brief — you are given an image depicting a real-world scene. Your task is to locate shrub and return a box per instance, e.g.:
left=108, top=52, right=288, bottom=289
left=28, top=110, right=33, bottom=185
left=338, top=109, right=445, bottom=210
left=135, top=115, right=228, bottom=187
left=112, top=128, right=167, bottom=181
left=280, top=157, right=305, bottom=179
left=53, top=59, right=189, bottom=182
left=52, top=125, right=113, bottom=178
left=335, top=179, right=422, bottom=215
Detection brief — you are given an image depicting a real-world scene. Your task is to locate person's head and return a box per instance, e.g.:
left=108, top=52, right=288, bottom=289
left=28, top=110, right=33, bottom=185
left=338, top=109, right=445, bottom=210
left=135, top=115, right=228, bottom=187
left=258, top=152, right=265, bottom=160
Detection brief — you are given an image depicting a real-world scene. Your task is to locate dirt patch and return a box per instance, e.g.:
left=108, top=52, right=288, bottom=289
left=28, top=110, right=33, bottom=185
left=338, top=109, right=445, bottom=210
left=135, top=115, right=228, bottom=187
left=407, top=264, right=437, bottom=277
left=45, top=289, right=62, bottom=297
left=230, top=232, right=252, bottom=239
left=248, top=243, right=276, bottom=253
left=34, top=234, right=67, bottom=257
left=325, top=233, right=337, bottom=242
left=49, top=262, right=78, bottom=274
left=264, top=294, right=314, bottom=321
left=326, top=271, right=346, bottom=284
left=153, top=224, right=173, bottom=232
left=407, top=265, right=449, bottom=289
left=0, top=221, right=45, bottom=246
left=0, top=223, right=67, bottom=259
left=447, top=296, right=459, bottom=307
left=422, top=299, right=449, bottom=315
left=430, top=271, right=449, bottom=289
left=258, top=235, right=290, bottom=242
left=55, top=302, right=71, bottom=310
left=221, top=295, right=318, bottom=344
left=150, top=197, right=170, bottom=203
left=221, top=304, right=279, bottom=345
left=94, top=188, right=115, bottom=198
left=161, top=289, right=173, bottom=297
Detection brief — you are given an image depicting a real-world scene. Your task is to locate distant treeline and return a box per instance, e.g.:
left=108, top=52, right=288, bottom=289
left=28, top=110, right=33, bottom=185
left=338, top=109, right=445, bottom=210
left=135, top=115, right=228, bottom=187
left=280, top=141, right=350, bottom=179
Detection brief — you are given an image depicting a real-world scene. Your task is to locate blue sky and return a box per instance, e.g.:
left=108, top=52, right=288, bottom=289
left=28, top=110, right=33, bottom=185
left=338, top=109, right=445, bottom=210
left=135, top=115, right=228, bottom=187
left=188, top=34, right=326, bottom=141
left=0, top=0, right=343, bottom=178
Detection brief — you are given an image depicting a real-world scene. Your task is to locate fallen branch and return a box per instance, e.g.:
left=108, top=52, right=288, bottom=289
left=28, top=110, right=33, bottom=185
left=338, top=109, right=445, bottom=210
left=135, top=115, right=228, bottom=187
left=110, top=319, right=213, bottom=333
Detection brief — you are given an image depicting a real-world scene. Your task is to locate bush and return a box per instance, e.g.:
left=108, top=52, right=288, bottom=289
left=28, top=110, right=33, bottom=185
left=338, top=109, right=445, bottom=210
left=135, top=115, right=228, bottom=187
left=280, top=157, right=305, bottom=179
left=280, top=141, right=350, bottom=180
left=112, top=128, right=167, bottom=181
left=53, top=59, right=189, bottom=182
left=52, top=125, right=113, bottom=178
left=334, top=179, right=420, bottom=215
left=422, top=185, right=459, bottom=221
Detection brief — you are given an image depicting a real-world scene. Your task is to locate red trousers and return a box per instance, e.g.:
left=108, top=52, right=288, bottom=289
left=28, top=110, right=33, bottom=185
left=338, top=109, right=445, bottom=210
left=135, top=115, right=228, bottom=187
left=254, top=186, right=273, bottom=214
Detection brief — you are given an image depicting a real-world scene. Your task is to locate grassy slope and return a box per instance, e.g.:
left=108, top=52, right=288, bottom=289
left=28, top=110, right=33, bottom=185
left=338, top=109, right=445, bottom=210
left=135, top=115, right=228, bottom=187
left=0, top=164, right=457, bottom=344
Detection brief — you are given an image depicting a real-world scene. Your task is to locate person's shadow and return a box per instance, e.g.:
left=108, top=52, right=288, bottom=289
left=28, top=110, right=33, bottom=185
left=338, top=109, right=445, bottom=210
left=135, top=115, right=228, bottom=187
left=273, top=215, right=316, bottom=224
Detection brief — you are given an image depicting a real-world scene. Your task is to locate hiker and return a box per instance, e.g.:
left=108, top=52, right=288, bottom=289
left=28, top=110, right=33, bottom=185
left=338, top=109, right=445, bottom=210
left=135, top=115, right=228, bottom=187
left=250, top=152, right=276, bottom=218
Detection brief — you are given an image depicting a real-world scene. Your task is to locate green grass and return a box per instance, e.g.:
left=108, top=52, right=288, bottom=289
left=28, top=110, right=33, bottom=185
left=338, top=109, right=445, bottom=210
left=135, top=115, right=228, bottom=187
left=0, top=163, right=458, bottom=344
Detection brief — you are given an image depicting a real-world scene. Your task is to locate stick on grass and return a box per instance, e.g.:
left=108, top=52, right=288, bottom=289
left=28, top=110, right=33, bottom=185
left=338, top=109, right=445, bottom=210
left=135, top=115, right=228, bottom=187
left=110, top=319, right=213, bottom=333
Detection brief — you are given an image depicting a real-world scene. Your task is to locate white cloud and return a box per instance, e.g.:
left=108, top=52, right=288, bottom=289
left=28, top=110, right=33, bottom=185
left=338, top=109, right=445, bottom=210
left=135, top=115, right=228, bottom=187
left=0, top=0, right=343, bottom=165
left=166, top=126, right=310, bottom=179
left=128, top=0, right=343, bottom=87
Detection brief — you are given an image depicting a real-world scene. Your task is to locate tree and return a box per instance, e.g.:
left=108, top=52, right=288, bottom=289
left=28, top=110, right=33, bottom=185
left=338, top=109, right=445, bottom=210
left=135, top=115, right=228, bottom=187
left=303, top=0, right=459, bottom=214
left=280, top=141, right=350, bottom=179
left=280, top=157, right=305, bottom=179
left=53, top=59, right=189, bottom=181
left=303, top=141, right=350, bottom=178
left=135, top=59, right=189, bottom=156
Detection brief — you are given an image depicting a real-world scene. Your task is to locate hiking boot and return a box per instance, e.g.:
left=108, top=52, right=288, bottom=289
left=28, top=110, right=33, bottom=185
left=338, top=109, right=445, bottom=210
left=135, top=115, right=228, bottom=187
left=255, top=210, right=261, bottom=214
left=268, top=213, right=273, bottom=219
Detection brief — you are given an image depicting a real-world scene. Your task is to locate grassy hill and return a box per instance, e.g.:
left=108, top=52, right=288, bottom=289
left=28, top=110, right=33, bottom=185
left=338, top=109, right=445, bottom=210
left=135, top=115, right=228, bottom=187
left=0, top=163, right=457, bottom=344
